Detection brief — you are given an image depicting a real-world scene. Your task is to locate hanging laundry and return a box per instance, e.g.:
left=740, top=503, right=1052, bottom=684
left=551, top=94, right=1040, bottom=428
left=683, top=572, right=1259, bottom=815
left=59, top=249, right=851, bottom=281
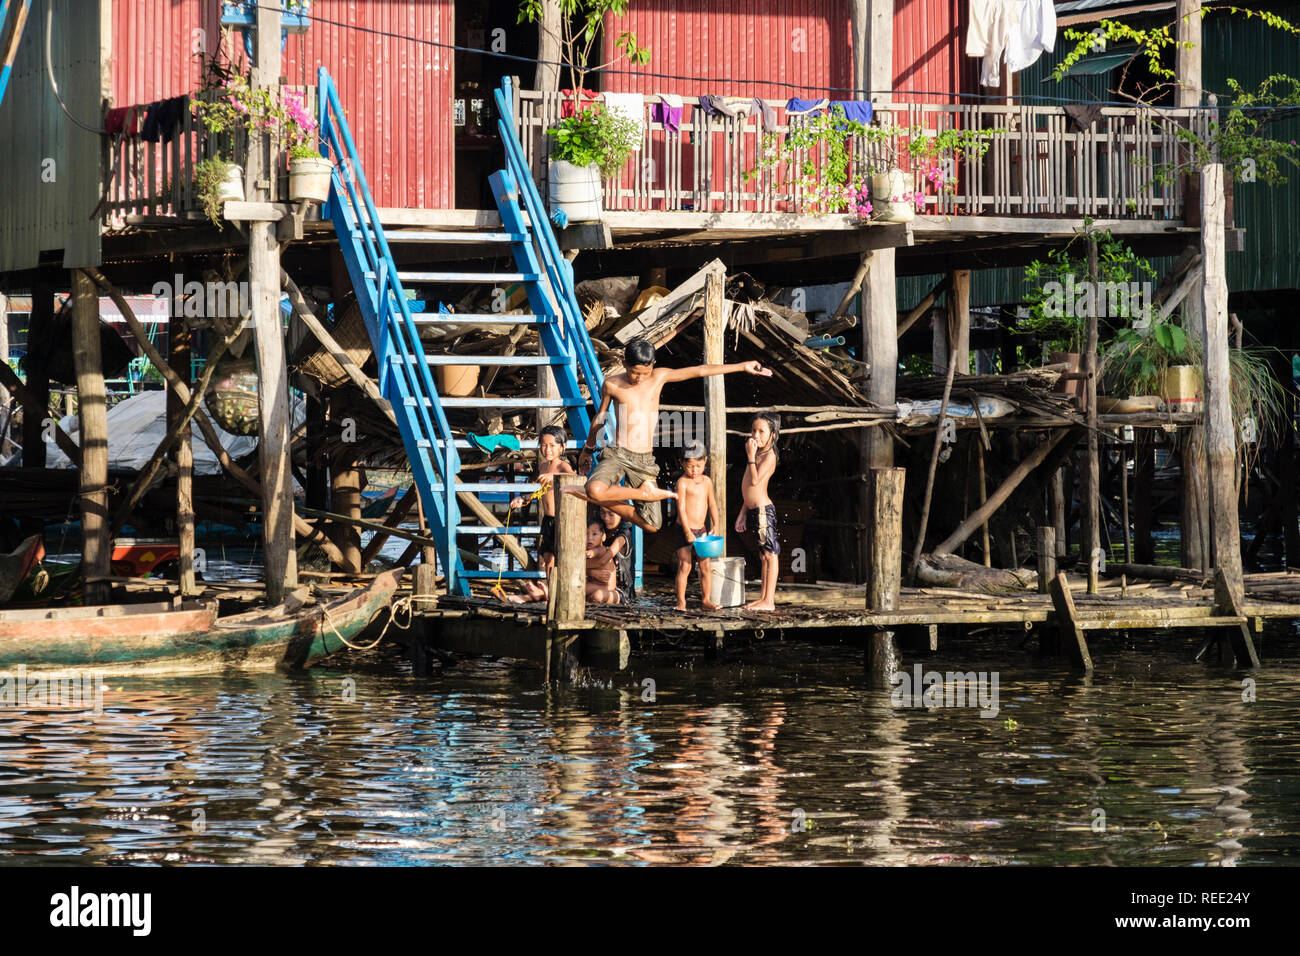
left=786, top=97, right=828, bottom=115
left=1005, top=0, right=1056, bottom=74
left=125, top=104, right=143, bottom=135
left=966, top=0, right=1013, bottom=88
left=602, top=92, right=645, bottom=150
left=105, top=107, right=128, bottom=136
left=140, top=101, right=164, bottom=142
left=654, top=93, right=683, bottom=136
left=159, top=96, right=187, bottom=143
left=829, top=100, right=873, bottom=124
left=560, top=89, right=600, bottom=119
left=698, top=94, right=752, bottom=120
left=1063, top=103, right=1104, bottom=132
left=751, top=97, right=777, bottom=131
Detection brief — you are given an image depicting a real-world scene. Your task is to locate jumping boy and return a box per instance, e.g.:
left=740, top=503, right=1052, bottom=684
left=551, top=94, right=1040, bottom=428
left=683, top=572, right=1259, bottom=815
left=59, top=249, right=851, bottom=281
left=735, top=411, right=780, bottom=611
left=570, top=337, right=772, bottom=532
left=674, top=441, right=719, bottom=611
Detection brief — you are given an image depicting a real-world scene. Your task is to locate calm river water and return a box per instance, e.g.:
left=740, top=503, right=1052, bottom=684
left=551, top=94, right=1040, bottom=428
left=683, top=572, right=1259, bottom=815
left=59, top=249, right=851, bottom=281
left=2, top=624, right=1298, bottom=866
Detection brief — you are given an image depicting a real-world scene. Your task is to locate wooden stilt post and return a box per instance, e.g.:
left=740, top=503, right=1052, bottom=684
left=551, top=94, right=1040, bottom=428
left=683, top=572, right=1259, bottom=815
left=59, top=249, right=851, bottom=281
left=1133, top=433, right=1155, bottom=563
left=866, top=467, right=904, bottom=688
left=1050, top=465, right=1067, bottom=559
left=978, top=441, right=991, bottom=566
left=1200, top=164, right=1247, bottom=612
left=1037, top=527, right=1056, bottom=594
left=552, top=474, right=586, bottom=624
left=168, top=302, right=196, bottom=595
left=860, top=248, right=897, bottom=583
left=71, top=271, right=110, bottom=605
left=21, top=282, right=52, bottom=475
left=330, top=454, right=363, bottom=574
left=1083, top=237, right=1101, bottom=592
left=249, top=3, right=296, bottom=603
left=703, top=266, right=726, bottom=548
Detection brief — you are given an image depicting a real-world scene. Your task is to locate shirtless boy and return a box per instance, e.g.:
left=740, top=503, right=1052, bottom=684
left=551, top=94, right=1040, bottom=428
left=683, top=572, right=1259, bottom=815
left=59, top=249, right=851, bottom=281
left=674, top=442, right=720, bottom=611
left=735, top=412, right=780, bottom=611
left=570, top=337, right=772, bottom=532
left=509, top=425, right=573, bottom=573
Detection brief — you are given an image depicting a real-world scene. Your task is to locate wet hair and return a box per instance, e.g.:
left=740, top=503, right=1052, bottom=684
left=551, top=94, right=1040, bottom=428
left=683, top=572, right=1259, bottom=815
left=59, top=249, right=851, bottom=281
left=752, top=411, right=781, bottom=463
left=625, top=338, right=656, bottom=368
left=682, top=440, right=707, bottom=462
left=539, top=425, right=566, bottom=446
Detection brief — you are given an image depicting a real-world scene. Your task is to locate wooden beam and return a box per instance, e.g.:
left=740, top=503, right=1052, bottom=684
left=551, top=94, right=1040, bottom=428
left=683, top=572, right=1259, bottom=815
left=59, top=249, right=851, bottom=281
left=860, top=248, right=896, bottom=579
left=1200, top=164, right=1246, bottom=607
left=168, top=303, right=197, bottom=595
left=552, top=474, right=586, bottom=624
left=866, top=467, right=904, bottom=687
left=1175, top=0, right=1202, bottom=109
left=0, top=361, right=80, bottom=466
left=1037, top=526, right=1056, bottom=594
left=895, top=275, right=947, bottom=339
left=222, top=201, right=285, bottom=222
left=1049, top=571, right=1094, bottom=673
left=1083, top=237, right=1101, bottom=592
left=932, top=429, right=1070, bottom=556
left=704, top=268, right=727, bottom=548
left=249, top=1, right=295, bottom=604
left=71, top=270, right=110, bottom=605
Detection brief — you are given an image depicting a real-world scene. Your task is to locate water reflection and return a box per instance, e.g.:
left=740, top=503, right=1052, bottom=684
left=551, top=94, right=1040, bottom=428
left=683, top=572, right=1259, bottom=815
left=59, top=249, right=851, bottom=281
left=1, top=632, right=1298, bottom=865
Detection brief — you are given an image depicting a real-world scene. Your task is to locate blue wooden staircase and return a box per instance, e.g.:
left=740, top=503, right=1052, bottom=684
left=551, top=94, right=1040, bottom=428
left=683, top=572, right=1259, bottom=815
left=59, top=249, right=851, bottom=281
left=317, top=69, right=609, bottom=597
left=0, top=0, right=34, bottom=113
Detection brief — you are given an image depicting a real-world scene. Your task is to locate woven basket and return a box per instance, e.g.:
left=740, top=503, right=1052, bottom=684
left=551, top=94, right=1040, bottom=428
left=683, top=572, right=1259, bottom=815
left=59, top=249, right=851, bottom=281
left=294, top=297, right=373, bottom=388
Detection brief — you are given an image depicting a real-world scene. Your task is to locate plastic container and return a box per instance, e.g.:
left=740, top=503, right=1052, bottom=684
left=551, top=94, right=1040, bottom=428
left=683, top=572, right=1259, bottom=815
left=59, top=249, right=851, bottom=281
left=709, top=556, right=745, bottom=608
left=548, top=159, right=603, bottom=222
left=692, top=534, right=724, bottom=559
left=435, top=363, right=480, bottom=397
left=289, top=156, right=334, bottom=203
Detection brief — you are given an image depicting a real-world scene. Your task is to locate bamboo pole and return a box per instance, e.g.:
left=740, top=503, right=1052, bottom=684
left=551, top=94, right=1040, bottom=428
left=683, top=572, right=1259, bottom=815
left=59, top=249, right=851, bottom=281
left=704, top=268, right=727, bottom=550
left=932, top=429, right=1070, bottom=556
left=169, top=302, right=196, bottom=595
left=1083, top=236, right=1101, bottom=592
left=909, top=314, right=960, bottom=581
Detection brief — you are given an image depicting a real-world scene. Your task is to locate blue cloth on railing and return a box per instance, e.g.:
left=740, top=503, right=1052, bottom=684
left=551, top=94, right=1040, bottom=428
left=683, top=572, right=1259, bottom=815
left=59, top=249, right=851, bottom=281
left=829, top=100, right=873, bottom=124
left=786, top=97, right=828, bottom=115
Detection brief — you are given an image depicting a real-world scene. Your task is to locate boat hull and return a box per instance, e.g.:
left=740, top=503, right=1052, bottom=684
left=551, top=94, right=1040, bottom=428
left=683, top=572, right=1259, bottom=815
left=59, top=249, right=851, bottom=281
left=0, top=570, right=404, bottom=675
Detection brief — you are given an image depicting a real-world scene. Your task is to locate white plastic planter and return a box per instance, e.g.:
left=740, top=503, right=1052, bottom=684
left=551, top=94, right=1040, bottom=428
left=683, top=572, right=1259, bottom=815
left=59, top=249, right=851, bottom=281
left=289, top=156, right=334, bottom=203
left=215, top=163, right=245, bottom=203
left=871, top=167, right=916, bottom=223
left=548, top=159, right=603, bottom=223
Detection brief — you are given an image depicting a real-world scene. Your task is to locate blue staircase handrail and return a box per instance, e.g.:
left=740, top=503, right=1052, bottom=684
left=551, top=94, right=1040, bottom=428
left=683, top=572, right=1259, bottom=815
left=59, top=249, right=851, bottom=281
left=0, top=0, right=34, bottom=114
left=494, top=79, right=610, bottom=444
left=316, top=66, right=464, bottom=589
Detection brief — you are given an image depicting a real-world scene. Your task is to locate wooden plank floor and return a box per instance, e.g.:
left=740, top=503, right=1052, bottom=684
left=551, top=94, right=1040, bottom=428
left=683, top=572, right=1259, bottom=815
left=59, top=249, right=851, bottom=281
left=430, top=572, right=1300, bottom=634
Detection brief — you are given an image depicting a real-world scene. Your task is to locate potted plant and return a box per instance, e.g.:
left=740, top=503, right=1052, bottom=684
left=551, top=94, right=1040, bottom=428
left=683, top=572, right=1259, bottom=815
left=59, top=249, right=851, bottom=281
left=283, top=89, right=331, bottom=202
left=194, top=155, right=244, bottom=225
left=546, top=105, right=640, bottom=222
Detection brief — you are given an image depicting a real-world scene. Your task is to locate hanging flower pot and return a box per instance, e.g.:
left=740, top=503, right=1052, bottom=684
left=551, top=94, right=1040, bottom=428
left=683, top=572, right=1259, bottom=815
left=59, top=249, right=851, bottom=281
left=870, top=167, right=916, bottom=223
left=205, top=356, right=261, bottom=436
left=288, top=155, right=334, bottom=203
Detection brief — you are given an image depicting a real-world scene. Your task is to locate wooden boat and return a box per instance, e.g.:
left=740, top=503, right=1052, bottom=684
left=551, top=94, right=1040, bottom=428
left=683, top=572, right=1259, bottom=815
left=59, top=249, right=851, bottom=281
left=0, top=535, right=45, bottom=605
left=0, top=569, right=403, bottom=675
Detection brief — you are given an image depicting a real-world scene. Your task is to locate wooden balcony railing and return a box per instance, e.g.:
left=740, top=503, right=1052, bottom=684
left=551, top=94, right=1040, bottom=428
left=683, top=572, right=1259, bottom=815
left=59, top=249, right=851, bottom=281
left=514, top=90, right=1211, bottom=221
left=102, top=86, right=316, bottom=227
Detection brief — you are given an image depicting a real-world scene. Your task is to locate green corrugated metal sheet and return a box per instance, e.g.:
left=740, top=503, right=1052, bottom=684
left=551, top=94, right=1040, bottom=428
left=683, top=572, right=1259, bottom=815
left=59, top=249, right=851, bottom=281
left=903, top=3, right=1300, bottom=310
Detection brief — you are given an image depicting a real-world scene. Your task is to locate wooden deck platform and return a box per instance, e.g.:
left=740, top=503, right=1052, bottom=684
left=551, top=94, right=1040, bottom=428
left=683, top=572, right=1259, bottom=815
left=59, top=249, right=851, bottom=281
left=418, top=571, right=1300, bottom=673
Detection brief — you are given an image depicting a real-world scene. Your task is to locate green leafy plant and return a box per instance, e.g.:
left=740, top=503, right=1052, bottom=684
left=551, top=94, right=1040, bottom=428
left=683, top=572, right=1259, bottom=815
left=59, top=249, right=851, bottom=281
left=194, top=156, right=237, bottom=226
left=192, top=53, right=319, bottom=155
left=288, top=141, right=321, bottom=160
left=1019, top=226, right=1156, bottom=354
left=1051, top=10, right=1300, bottom=188
left=746, top=108, right=997, bottom=215
left=548, top=104, right=640, bottom=176
left=1102, top=319, right=1188, bottom=397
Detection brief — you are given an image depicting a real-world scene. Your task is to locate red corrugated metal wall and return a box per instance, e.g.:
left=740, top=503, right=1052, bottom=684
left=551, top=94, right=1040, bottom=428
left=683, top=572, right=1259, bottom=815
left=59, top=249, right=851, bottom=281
left=893, top=0, right=978, bottom=102
left=109, top=0, right=455, bottom=209
left=600, top=0, right=852, bottom=99
left=598, top=0, right=975, bottom=101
